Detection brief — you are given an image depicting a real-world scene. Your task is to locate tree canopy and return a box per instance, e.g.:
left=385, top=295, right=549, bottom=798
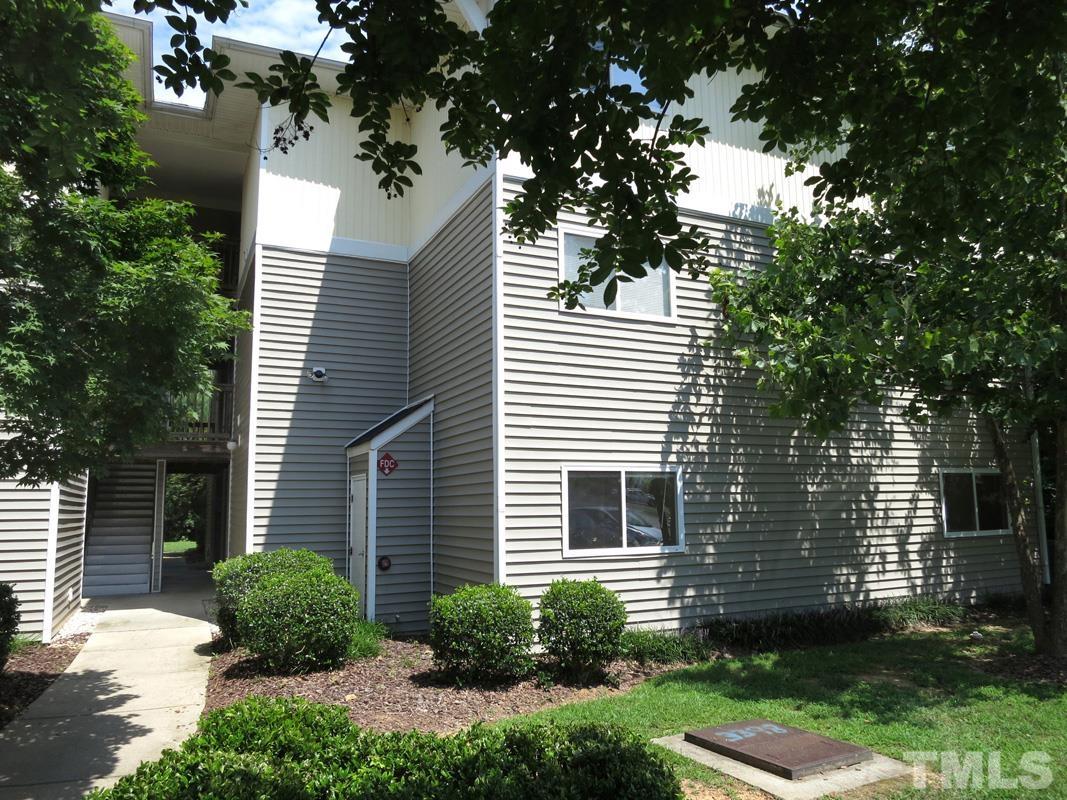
left=0, top=3, right=246, bottom=483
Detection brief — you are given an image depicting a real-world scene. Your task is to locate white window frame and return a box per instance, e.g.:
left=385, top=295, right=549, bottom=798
left=561, top=463, right=686, bottom=558
left=939, top=468, right=1011, bottom=539
left=557, top=222, right=678, bottom=323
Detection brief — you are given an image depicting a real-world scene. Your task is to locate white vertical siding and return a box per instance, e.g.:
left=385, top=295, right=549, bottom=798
left=51, top=474, right=88, bottom=636
left=239, top=108, right=262, bottom=284
left=408, top=101, right=489, bottom=250
left=257, top=102, right=410, bottom=251
left=374, top=418, right=432, bottom=633
left=499, top=178, right=1022, bottom=627
left=499, top=67, right=835, bottom=226
left=253, top=247, right=408, bottom=568
left=409, top=182, right=496, bottom=593
left=0, top=477, right=54, bottom=637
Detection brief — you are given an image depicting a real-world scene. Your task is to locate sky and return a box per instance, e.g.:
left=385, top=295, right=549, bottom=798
left=109, top=0, right=348, bottom=106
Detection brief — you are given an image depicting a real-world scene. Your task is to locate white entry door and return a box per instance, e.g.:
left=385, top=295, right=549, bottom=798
left=349, top=474, right=369, bottom=617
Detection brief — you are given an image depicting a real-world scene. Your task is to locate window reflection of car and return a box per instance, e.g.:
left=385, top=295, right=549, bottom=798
left=569, top=506, right=664, bottom=549
left=627, top=487, right=655, bottom=506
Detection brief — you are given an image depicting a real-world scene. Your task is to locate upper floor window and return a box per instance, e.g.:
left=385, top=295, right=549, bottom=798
left=560, top=228, right=672, bottom=319
left=608, top=64, right=664, bottom=114
left=940, top=469, right=1010, bottom=538
left=563, top=465, right=684, bottom=557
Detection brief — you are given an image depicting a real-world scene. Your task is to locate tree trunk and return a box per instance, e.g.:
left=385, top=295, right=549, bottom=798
left=1051, top=420, right=1067, bottom=657
left=985, top=416, right=1049, bottom=653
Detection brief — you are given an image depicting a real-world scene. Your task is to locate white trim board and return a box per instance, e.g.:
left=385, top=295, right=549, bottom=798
left=40, top=483, right=61, bottom=643
left=345, top=398, right=436, bottom=455
left=491, top=161, right=507, bottom=584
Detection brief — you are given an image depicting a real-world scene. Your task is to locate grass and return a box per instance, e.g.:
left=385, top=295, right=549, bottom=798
left=163, top=539, right=197, bottom=554
left=8, top=634, right=38, bottom=657
left=349, top=620, right=388, bottom=660
left=508, top=619, right=1066, bottom=799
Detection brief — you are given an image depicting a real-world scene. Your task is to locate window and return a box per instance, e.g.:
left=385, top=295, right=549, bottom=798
left=561, top=229, right=672, bottom=318
left=940, top=470, right=1010, bottom=537
left=608, top=64, right=664, bottom=114
left=563, top=466, right=684, bottom=556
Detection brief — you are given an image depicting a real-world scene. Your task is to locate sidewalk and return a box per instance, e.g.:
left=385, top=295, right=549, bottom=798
left=0, top=571, right=215, bottom=799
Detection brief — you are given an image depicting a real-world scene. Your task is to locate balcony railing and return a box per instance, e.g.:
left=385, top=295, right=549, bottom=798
left=170, top=383, right=234, bottom=442
left=213, top=240, right=239, bottom=295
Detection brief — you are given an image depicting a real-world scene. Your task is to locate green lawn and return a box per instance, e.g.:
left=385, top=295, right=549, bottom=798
left=163, top=539, right=196, bottom=554
left=509, top=621, right=1066, bottom=799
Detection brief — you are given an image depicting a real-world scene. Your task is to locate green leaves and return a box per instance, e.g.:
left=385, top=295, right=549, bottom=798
left=0, top=173, right=247, bottom=483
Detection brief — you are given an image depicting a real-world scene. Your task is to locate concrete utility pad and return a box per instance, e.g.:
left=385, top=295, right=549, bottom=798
left=684, top=719, right=872, bottom=780
left=654, top=734, right=913, bottom=800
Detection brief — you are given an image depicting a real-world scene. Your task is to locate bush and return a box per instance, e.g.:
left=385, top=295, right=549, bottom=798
left=429, top=584, right=534, bottom=682
left=86, top=748, right=311, bottom=800
left=538, top=579, right=626, bottom=675
left=212, top=548, right=334, bottom=645
left=621, top=627, right=716, bottom=665
left=237, top=570, right=361, bottom=673
left=699, top=595, right=967, bottom=653
left=0, top=583, right=20, bottom=673
left=90, top=697, right=682, bottom=800
left=193, top=696, right=360, bottom=763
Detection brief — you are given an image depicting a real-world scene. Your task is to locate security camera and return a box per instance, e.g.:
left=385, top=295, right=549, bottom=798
left=308, top=366, right=329, bottom=383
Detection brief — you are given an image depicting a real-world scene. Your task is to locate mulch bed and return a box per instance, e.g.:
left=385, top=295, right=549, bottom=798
left=205, top=638, right=682, bottom=733
left=0, top=634, right=89, bottom=729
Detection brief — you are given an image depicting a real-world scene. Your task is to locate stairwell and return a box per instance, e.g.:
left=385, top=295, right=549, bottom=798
left=83, top=464, right=158, bottom=597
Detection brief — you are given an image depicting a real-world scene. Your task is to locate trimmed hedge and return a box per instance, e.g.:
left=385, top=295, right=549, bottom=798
left=237, top=570, right=361, bottom=673
left=0, top=583, right=19, bottom=672
left=538, top=579, right=626, bottom=675
left=429, top=584, right=534, bottom=682
left=700, top=595, right=967, bottom=652
left=89, top=697, right=682, bottom=800
left=212, top=548, right=334, bottom=646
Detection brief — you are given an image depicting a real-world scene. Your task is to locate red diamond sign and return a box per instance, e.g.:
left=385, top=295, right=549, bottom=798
left=377, top=452, right=399, bottom=476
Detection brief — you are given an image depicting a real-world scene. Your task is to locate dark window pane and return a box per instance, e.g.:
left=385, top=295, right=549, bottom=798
left=568, top=472, right=622, bottom=549
left=975, top=473, right=1009, bottom=531
left=943, top=473, right=977, bottom=533
left=625, top=473, right=678, bottom=547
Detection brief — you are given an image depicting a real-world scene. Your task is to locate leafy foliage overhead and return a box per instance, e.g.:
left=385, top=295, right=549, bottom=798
left=0, top=2, right=246, bottom=483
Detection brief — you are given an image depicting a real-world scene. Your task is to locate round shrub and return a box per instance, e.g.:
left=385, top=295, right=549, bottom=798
left=0, top=583, right=20, bottom=673
left=212, top=548, right=333, bottom=645
left=538, top=578, right=627, bottom=675
left=236, top=570, right=360, bottom=673
left=428, top=584, right=534, bottom=682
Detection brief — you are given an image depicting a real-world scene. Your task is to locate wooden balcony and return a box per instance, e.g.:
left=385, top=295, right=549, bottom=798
left=170, top=383, right=234, bottom=443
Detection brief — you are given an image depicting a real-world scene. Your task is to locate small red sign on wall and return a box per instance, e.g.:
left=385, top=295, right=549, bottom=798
left=378, top=452, right=399, bottom=476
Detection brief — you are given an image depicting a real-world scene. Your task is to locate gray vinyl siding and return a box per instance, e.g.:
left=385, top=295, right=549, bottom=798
left=408, top=182, right=495, bottom=593
left=374, top=418, right=432, bottom=632
left=228, top=272, right=255, bottom=558
left=0, top=478, right=53, bottom=637
left=254, top=247, right=407, bottom=569
left=51, top=474, right=88, bottom=635
left=500, top=177, right=1023, bottom=627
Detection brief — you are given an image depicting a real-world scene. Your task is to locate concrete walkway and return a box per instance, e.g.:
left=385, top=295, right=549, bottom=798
left=0, top=566, right=215, bottom=799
